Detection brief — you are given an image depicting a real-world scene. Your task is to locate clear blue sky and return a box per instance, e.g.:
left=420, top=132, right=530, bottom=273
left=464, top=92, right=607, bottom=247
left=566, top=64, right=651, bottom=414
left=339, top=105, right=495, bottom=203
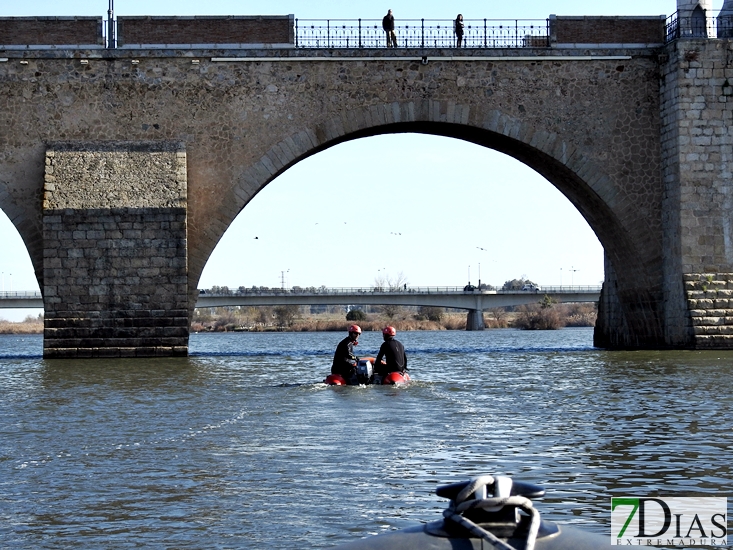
left=0, top=0, right=681, bottom=318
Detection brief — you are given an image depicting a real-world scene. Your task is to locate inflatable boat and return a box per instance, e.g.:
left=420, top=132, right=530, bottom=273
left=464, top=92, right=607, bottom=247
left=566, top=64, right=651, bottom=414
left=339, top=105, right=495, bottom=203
left=324, top=357, right=411, bottom=386
left=332, top=474, right=613, bottom=549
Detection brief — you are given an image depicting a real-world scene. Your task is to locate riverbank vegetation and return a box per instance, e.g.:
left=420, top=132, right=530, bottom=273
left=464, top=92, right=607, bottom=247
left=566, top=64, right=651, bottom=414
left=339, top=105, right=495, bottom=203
left=0, top=314, right=44, bottom=334
left=192, top=301, right=597, bottom=332
left=0, top=301, right=596, bottom=335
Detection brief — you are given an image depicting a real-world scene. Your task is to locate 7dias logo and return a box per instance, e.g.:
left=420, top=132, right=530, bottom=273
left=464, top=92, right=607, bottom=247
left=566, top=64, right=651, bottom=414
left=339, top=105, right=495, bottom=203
left=611, top=497, right=727, bottom=546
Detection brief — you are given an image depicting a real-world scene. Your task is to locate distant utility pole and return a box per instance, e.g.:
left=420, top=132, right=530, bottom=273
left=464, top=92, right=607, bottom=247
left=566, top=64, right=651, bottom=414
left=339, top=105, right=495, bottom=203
left=280, top=269, right=290, bottom=290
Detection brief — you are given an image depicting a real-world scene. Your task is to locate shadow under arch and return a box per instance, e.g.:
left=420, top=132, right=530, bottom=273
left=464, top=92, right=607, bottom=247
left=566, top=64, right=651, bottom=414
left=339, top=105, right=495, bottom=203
left=192, top=113, right=664, bottom=348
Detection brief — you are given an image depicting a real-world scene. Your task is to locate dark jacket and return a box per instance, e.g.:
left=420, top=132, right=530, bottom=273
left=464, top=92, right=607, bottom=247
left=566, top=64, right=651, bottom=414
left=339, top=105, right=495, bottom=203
left=375, top=338, right=407, bottom=374
left=382, top=14, right=395, bottom=32
left=455, top=18, right=464, bottom=36
left=332, top=336, right=357, bottom=376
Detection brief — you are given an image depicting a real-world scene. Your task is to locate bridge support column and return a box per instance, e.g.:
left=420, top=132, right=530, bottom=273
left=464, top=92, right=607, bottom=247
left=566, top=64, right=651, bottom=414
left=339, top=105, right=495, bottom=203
left=42, top=142, right=189, bottom=358
left=466, top=309, right=485, bottom=331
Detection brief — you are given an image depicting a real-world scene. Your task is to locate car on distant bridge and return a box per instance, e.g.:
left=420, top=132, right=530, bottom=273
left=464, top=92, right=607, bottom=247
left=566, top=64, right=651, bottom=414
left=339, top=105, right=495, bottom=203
left=521, top=284, right=541, bottom=293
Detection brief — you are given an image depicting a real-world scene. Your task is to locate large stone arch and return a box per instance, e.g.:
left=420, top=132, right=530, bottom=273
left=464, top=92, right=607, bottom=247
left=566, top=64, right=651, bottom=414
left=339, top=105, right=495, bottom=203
left=191, top=100, right=664, bottom=347
left=0, top=49, right=673, bottom=353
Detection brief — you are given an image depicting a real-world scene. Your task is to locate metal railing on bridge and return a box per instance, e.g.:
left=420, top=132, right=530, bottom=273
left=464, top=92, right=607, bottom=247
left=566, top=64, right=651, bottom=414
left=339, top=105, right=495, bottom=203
left=665, top=12, right=733, bottom=41
left=198, top=285, right=601, bottom=297
left=0, top=291, right=42, bottom=299
left=294, top=19, right=550, bottom=49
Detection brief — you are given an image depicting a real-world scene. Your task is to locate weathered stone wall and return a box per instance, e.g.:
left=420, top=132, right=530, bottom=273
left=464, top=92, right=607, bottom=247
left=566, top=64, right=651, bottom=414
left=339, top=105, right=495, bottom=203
left=552, top=16, right=666, bottom=45
left=43, top=142, right=188, bottom=358
left=117, top=16, right=294, bottom=47
left=0, top=17, right=102, bottom=47
left=660, top=40, right=733, bottom=348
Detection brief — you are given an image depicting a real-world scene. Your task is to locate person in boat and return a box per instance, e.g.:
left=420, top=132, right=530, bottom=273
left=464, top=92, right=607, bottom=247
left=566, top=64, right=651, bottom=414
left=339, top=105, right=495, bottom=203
left=374, top=326, right=407, bottom=377
left=331, top=324, right=362, bottom=379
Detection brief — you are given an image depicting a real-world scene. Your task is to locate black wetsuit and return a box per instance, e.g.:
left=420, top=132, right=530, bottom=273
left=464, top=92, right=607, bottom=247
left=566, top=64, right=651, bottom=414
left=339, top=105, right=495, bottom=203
left=331, top=336, right=357, bottom=377
left=375, top=338, right=407, bottom=376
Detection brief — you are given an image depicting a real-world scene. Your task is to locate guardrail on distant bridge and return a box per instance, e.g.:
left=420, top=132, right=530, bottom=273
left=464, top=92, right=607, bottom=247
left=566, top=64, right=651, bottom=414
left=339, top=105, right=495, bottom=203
left=198, top=285, right=602, bottom=296
left=0, top=286, right=602, bottom=310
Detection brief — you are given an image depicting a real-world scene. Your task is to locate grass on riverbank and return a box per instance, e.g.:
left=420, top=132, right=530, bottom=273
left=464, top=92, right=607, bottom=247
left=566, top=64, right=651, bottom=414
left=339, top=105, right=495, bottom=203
left=0, top=303, right=597, bottom=335
left=193, top=303, right=597, bottom=332
left=0, top=315, right=44, bottom=334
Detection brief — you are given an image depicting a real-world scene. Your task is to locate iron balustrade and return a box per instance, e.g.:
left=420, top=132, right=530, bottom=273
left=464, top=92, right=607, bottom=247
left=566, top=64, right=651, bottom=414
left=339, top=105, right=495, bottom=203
left=294, top=19, right=550, bottom=49
left=665, top=11, right=733, bottom=41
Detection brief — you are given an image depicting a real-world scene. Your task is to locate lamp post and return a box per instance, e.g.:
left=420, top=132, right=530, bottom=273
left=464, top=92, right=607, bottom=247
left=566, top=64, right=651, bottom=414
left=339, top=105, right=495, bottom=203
left=280, top=269, right=290, bottom=290
left=569, top=266, right=578, bottom=287
left=107, top=0, right=115, bottom=49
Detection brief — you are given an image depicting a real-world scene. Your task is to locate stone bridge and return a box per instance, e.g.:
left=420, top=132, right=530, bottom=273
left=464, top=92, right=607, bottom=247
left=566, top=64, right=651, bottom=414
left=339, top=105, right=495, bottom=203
left=1, top=5, right=733, bottom=356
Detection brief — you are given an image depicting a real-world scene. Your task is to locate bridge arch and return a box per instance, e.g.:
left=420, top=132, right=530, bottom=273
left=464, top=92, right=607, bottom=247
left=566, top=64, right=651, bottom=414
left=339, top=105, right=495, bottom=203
left=0, top=49, right=675, bottom=352
left=192, top=100, right=663, bottom=346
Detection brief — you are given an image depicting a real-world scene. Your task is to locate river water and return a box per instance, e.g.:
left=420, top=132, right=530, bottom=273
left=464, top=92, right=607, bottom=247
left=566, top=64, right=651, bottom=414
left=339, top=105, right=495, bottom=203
left=0, top=328, right=731, bottom=548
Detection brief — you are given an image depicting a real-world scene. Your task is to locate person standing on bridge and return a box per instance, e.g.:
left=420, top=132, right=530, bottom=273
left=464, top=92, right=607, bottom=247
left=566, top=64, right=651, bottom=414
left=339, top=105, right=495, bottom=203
left=382, top=9, right=398, bottom=48
left=375, top=326, right=407, bottom=377
left=331, top=324, right=362, bottom=380
left=454, top=14, right=464, bottom=48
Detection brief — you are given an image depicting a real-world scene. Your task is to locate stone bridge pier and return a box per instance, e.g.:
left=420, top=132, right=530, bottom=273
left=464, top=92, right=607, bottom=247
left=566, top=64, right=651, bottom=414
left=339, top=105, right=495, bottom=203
left=42, top=142, right=189, bottom=358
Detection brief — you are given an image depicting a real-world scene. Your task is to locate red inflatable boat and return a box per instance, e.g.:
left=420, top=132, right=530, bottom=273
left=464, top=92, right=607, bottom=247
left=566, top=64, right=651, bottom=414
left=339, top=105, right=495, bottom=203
left=324, top=357, right=410, bottom=386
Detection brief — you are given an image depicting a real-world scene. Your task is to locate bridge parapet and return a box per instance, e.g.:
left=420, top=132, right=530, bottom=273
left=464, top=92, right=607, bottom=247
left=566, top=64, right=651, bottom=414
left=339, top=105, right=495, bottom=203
left=0, top=14, right=668, bottom=52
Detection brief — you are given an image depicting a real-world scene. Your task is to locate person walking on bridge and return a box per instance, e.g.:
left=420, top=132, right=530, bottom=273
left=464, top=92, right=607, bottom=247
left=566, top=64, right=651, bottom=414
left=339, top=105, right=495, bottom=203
left=375, top=326, right=407, bottom=377
left=331, top=324, right=362, bottom=379
left=382, top=9, right=398, bottom=48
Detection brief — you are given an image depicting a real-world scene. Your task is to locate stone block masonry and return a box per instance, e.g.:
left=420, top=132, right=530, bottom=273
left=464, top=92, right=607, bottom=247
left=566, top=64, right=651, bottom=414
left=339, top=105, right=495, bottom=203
left=685, top=273, right=733, bottom=348
left=43, top=142, right=188, bottom=358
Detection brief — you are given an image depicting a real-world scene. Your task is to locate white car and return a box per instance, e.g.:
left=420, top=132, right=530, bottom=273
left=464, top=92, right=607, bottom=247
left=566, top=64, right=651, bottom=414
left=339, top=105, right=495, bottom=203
left=521, top=284, right=541, bottom=292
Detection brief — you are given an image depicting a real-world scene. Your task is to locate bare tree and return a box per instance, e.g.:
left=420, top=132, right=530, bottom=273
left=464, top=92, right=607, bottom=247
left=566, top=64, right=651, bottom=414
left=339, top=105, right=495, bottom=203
left=374, top=271, right=409, bottom=291
left=274, top=305, right=300, bottom=328
left=373, top=271, right=409, bottom=319
left=487, top=307, right=509, bottom=328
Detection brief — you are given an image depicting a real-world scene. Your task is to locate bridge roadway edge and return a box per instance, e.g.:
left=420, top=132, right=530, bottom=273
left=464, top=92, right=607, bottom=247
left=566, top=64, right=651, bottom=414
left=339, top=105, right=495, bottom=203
left=1, top=38, right=732, bottom=351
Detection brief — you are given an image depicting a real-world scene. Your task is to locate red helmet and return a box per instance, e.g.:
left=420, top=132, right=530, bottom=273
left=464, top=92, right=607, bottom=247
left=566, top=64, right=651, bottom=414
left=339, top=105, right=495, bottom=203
left=348, top=324, right=362, bottom=334
left=382, top=326, right=396, bottom=337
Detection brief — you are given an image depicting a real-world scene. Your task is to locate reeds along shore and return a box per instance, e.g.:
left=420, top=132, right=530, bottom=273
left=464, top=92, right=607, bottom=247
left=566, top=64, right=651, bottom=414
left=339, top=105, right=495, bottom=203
left=0, top=304, right=597, bottom=335
left=192, top=303, right=597, bottom=333
left=0, top=317, right=44, bottom=334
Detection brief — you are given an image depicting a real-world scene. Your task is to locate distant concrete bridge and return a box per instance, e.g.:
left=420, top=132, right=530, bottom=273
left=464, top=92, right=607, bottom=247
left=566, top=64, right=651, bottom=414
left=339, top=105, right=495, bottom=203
left=195, top=285, right=601, bottom=330
left=1, top=286, right=600, bottom=331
